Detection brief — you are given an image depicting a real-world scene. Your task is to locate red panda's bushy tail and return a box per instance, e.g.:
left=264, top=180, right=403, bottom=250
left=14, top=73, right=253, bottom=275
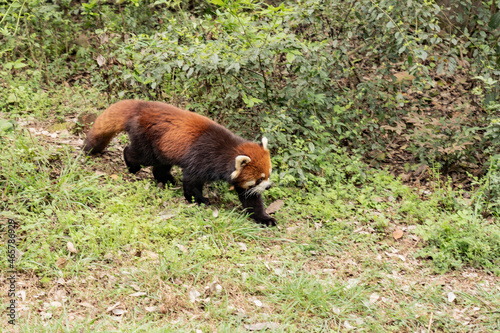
left=82, top=100, right=138, bottom=154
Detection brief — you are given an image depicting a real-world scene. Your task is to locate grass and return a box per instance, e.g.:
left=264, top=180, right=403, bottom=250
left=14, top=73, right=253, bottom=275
left=0, top=84, right=499, bottom=332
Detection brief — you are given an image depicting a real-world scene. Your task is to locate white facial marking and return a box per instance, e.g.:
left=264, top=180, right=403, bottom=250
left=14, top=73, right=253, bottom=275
left=245, top=180, right=271, bottom=196
left=261, top=173, right=265, bottom=178
left=242, top=180, right=256, bottom=189
left=254, top=180, right=271, bottom=193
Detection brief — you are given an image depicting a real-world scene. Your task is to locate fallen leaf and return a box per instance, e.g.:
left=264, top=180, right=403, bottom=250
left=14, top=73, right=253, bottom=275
left=176, top=244, right=188, bottom=253
left=212, top=208, right=219, bottom=218
left=393, top=229, right=404, bottom=240
left=385, top=251, right=406, bottom=261
left=244, top=322, right=280, bottom=331
left=34, top=291, right=46, bottom=299
left=265, top=199, right=284, bottom=214
left=264, top=261, right=271, bottom=271
left=67, top=241, right=78, bottom=254
left=106, top=302, right=121, bottom=312
left=142, top=250, right=159, bottom=260
left=400, top=173, right=411, bottom=182
left=80, top=302, right=93, bottom=308
left=448, top=292, right=456, bottom=303
left=208, top=282, right=223, bottom=294
left=252, top=299, right=263, bottom=307
left=369, top=293, right=380, bottom=304
left=189, top=289, right=201, bottom=303
left=110, top=174, right=119, bottom=180
left=40, top=311, right=52, bottom=319
left=50, top=301, right=62, bottom=308
left=55, top=257, right=67, bottom=268
left=345, top=278, right=359, bottom=290
left=112, top=308, right=127, bottom=316
left=393, top=71, right=415, bottom=83
left=415, top=163, right=428, bottom=176
left=344, top=321, right=356, bottom=330
left=144, top=306, right=158, bottom=312
left=96, top=54, right=106, bottom=67
left=160, top=213, right=175, bottom=220
left=129, top=292, right=147, bottom=297
left=16, top=290, right=26, bottom=302
left=236, top=242, right=247, bottom=251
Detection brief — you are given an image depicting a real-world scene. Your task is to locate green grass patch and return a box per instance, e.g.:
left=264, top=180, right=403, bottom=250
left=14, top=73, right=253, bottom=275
left=1, top=125, right=499, bottom=331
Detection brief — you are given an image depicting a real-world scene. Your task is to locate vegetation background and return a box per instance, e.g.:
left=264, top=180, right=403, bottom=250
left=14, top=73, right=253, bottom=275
left=0, top=0, right=499, bottom=331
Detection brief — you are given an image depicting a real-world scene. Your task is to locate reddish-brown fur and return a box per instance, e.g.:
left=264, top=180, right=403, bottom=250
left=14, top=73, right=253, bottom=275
left=83, top=100, right=276, bottom=226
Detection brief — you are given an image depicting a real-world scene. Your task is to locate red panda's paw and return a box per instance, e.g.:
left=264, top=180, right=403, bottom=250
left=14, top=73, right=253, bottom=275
left=196, top=197, right=210, bottom=206
left=255, top=215, right=277, bottom=227
left=184, top=194, right=210, bottom=206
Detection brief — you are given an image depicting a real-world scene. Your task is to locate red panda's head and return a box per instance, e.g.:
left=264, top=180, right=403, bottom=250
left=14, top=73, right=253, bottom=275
left=231, top=137, right=272, bottom=194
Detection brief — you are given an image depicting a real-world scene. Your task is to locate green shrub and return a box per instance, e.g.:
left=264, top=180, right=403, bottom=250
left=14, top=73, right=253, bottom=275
left=2, top=0, right=499, bottom=178
left=474, top=155, right=500, bottom=217
left=416, top=209, right=500, bottom=274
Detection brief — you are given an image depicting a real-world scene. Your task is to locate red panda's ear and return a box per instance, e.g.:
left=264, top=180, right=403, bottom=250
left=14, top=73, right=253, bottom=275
left=230, top=155, right=251, bottom=180
left=261, top=137, right=268, bottom=150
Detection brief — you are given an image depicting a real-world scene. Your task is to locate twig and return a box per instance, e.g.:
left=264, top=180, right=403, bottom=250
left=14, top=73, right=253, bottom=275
left=427, top=312, right=433, bottom=333
left=217, top=67, right=228, bottom=98
left=336, top=0, right=356, bottom=39
left=257, top=55, right=273, bottom=110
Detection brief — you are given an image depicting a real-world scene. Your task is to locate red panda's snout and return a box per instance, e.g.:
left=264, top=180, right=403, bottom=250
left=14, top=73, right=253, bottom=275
left=236, top=170, right=272, bottom=194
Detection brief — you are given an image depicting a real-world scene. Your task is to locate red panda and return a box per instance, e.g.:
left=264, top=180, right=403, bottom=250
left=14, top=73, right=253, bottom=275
left=83, top=100, right=276, bottom=226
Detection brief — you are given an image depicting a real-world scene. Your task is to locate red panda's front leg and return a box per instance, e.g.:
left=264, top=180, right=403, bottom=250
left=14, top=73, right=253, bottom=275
left=235, top=187, right=277, bottom=227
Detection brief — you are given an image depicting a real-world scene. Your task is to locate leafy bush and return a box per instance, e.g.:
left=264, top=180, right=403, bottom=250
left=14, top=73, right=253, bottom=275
left=2, top=0, right=499, bottom=179
left=416, top=209, right=500, bottom=274
left=403, top=112, right=480, bottom=171
left=474, top=156, right=500, bottom=217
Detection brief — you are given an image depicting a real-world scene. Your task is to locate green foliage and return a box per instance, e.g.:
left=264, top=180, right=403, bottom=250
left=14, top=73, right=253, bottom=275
left=485, top=119, right=500, bottom=153
left=474, top=155, right=500, bottom=217
left=403, top=112, right=480, bottom=171
left=2, top=0, right=499, bottom=179
left=416, top=209, right=500, bottom=274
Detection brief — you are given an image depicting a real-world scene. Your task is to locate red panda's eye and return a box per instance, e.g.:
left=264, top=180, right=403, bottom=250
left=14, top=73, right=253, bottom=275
left=256, top=177, right=264, bottom=185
